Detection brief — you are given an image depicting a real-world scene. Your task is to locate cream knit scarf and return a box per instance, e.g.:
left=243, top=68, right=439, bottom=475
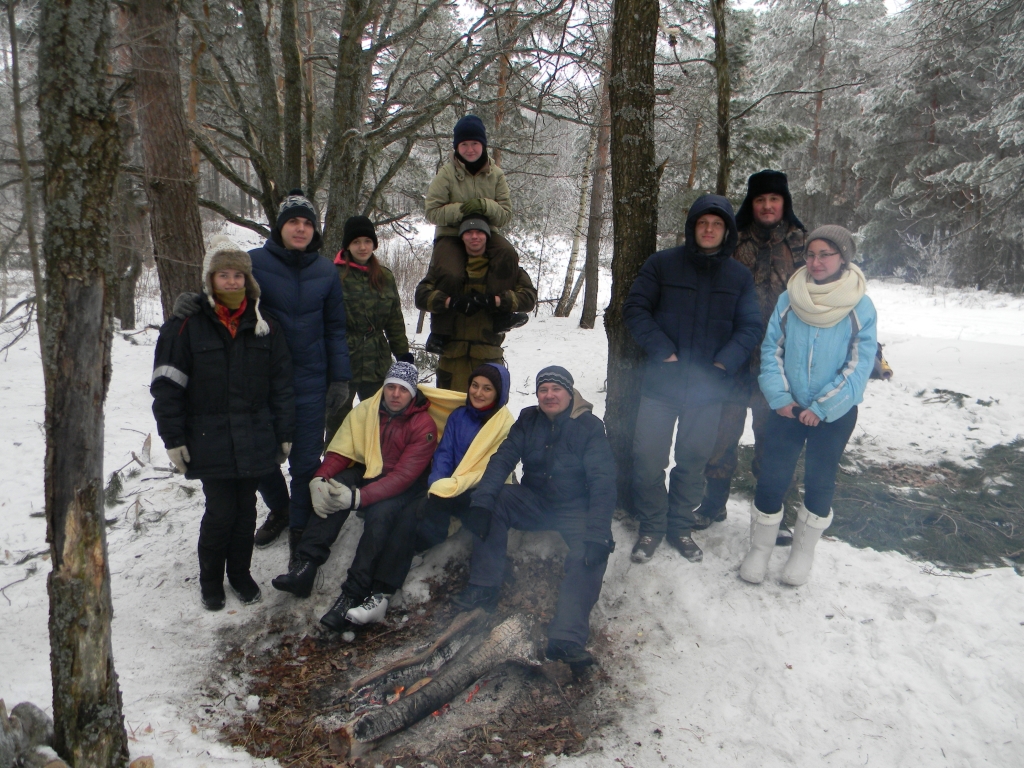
left=787, top=263, right=867, bottom=328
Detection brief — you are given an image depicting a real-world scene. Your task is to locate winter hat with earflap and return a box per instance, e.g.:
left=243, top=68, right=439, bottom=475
left=806, top=224, right=857, bottom=264
left=276, top=188, right=320, bottom=233
left=734, top=169, right=805, bottom=231
left=383, top=361, right=420, bottom=397
left=453, top=114, right=487, bottom=148
left=203, top=235, right=270, bottom=336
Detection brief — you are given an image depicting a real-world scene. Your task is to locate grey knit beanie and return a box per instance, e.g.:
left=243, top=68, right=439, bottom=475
left=806, top=225, right=857, bottom=263
left=383, top=361, right=419, bottom=397
left=535, top=365, right=574, bottom=393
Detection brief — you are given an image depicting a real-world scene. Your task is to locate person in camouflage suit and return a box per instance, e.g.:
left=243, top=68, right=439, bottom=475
left=694, top=170, right=806, bottom=537
left=415, top=216, right=537, bottom=391
left=325, top=216, right=413, bottom=442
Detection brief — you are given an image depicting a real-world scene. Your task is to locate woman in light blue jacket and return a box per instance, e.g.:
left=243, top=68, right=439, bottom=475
left=740, top=225, right=877, bottom=586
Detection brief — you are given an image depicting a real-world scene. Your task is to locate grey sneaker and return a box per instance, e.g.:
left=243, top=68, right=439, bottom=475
left=630, top=534, right=662, bottom=563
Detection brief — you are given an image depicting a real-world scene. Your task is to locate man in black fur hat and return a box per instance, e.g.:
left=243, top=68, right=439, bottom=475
left=693, top=170, right=806, bottom=542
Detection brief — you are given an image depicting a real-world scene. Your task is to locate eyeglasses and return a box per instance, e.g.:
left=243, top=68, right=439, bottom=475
left=805, top=251, right=841, bottom=262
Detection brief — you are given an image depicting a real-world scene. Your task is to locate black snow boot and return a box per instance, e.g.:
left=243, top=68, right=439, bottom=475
left=200, top=581, right=226, bottom=611
left=287, top=527, right=305, bottom=570
left=667, top=532, right=703, bottom=563
left=690, top=477, right=731, bottom=530
left=546, top=638, right=594, bottom=668
left=254, top=506, right=289, bottom=548
left=451, top=584, right=500, bottom=613
left=271, top=559, right=317, bottom=598
left=320, top=590, right=359, bottom=632
left=228, top=572, right=262, bottom=605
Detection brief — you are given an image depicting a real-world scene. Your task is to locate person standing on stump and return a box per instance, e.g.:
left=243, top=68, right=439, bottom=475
left=326, top=215, right=413, bottom=442
left=422, top=114, right=530, bottom=353
left=415, top=215, right=536, bottom=391
left=450, top=366, right=616, bottom=669
left=172, top=190, right=351, bottom=562
left=623, top=195, right=762, bottom=565
left=695, top=170, right=806, bottom=543
left=740, top=226, right=876, bottom=586
left=152, top=236, right=294, bottom=610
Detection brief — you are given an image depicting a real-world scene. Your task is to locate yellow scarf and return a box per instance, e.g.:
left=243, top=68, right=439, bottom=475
left=323, top=385, right=509, bottom=483
left=787, top=263, right=867, bottom=328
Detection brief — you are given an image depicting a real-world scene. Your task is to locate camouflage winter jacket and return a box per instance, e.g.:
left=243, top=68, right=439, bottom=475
left=335, top=254, right=410, bottom=384
left=732, top=220, right=805, bottom=379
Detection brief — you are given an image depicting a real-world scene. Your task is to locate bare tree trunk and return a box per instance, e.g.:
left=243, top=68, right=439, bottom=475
left=711, top=0, right=731, bottom=195
left=606, top=0, right=658, bottom=509
left=490, top=0, right=518, bottom=167
left=128, top=0, right=205, bottom=320
left=7, top=0, right=44, bottom=348
left=240, top=0, right=283, bottom=191
left=280, top=0, right=303, bottom=189
left=38, top=0, right=130, bottom=762
left=581, top=75, right=611, bottom=330
left=554, top=128, right=597, bottom=317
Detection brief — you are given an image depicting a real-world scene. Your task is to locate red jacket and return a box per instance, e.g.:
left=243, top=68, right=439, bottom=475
left=315, top=392, right=437, bottom=507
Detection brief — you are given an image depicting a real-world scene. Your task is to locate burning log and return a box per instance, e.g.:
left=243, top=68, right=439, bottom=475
left=333, top=613, right=538, bottom=757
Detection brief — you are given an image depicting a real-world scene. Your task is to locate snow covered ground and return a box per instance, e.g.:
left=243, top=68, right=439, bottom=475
left=1, top=277, right=1023, bottom=766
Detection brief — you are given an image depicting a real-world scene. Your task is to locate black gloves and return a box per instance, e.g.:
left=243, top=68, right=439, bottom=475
left=396, top=352, right=415, bottom=364
left=325, top=381, right=350, bottom=424
left=462, top=505, right=493, bottom=540
left=450, top=294, right=483, bottom=316
left=583, top=540, right=614, bottom=567
left=478, top=294, right=499, bottom=311
left=172, top=292, right=202, bottom=319
left=459, top=198, right=487, bottom=217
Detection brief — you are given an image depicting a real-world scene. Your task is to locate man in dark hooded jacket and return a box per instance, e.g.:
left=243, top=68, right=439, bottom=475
left=174, top=190, right=351, bottom=558
left=623, top=195, right=762, bottom=564
left=695, top=171, right=806, bottom=540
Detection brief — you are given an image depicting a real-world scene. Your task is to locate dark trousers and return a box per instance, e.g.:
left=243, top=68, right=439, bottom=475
left=469, top=484, right=607, bottom=647
left=704, top=388, right=773, bottom=481
left=296, top=466, right=427, bottom=602
left=258, top=395, right=327, bottom=530
left=755, top=407, right=858, bottom=516
left=198, top=478, right=261, bottom=585
left=631, top=396, right=723, bottom=537
left=417, top=493, right=474, bottom=550
left=325, top=379, right=383, bottom=446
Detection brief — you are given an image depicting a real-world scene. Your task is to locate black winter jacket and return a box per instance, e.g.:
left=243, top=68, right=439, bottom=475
left=472, top=392, right=615, bottom=546
left=151, top=301, right=295, bottom=479
left=623, top=195, right=762, bottom=407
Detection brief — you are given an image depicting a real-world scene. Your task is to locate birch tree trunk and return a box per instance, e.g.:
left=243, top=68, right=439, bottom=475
left=38, top=0, right=130, bottom=762
left=128, top=0, right=205, bottom=319
left=711, top=0, right=731, bottom=195
left=554, top=128, right=597, bottom=317
left=580, top=75, right=611, bottom=330
left=605, top=0, right=659, bottom=509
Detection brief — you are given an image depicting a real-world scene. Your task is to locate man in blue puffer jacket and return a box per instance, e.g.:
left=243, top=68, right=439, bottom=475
left=174, top=190, right=351, bottom=560
left=623, top=195, right=762, bottom=565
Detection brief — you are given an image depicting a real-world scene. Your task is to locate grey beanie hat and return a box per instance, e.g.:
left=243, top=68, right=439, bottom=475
left=459, top=216, right=491, bottom=238
left=806, top=225, right=857, bottom=263
left=383, top=361, right=419, bottom=397
left=535, top=365, right=574, bottom=393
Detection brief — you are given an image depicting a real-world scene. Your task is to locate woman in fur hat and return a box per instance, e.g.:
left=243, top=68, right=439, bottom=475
left=740, top=225, right=877, bottom=587
left=151, top=236, right=295, bottom=610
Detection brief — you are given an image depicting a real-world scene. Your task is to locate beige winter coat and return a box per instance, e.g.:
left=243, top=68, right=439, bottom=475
left=424, top=154, right=512, bottom=238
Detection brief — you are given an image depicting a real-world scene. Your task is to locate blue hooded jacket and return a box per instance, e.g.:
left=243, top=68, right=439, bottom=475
left=248, top=235, right=352, bottom=400
left=622, top=194, right=763, bottom=407
left=428, top=363, right=510, bottom=487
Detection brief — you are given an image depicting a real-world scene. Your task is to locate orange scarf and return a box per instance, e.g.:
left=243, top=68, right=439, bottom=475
left=214, top=297, right=248, bottom=338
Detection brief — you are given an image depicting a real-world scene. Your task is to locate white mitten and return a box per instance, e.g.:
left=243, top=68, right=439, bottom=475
left=167, top=446, right=190, bottom=474
left=310, top=477, right=351, bottom=518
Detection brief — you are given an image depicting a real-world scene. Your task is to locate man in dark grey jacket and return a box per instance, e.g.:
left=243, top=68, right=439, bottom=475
left=623, top=195, right=762, bottom=564
left=451, top=366, right=616, bottom=668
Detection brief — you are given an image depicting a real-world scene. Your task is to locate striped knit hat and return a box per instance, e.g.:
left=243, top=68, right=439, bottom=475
left=535, top=365, right=573, bottom=393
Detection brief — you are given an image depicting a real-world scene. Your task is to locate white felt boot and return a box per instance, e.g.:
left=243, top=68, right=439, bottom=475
left=739, top=503, right=783, bottom=584
left=781, top=504, right=833, bottom=586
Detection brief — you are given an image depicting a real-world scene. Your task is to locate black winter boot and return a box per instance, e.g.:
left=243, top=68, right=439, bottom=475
left=271, top=560, right=317, bottom=598
left=690, top=477, right=731, bottom=530
left=287, top=527, right=305, bottom=570
left=228, top=572, right=262, bottom=605
left=254, top=507, right=289, bottom=548
left=667, top=532, right=703, bottom=563
left=546, top=638, right=594, bottom=667
left=451, top=584, right=499, bottom=613
left=320, top=590, right=358, bottom=632
left=200, top=581, right=226, bottom=611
